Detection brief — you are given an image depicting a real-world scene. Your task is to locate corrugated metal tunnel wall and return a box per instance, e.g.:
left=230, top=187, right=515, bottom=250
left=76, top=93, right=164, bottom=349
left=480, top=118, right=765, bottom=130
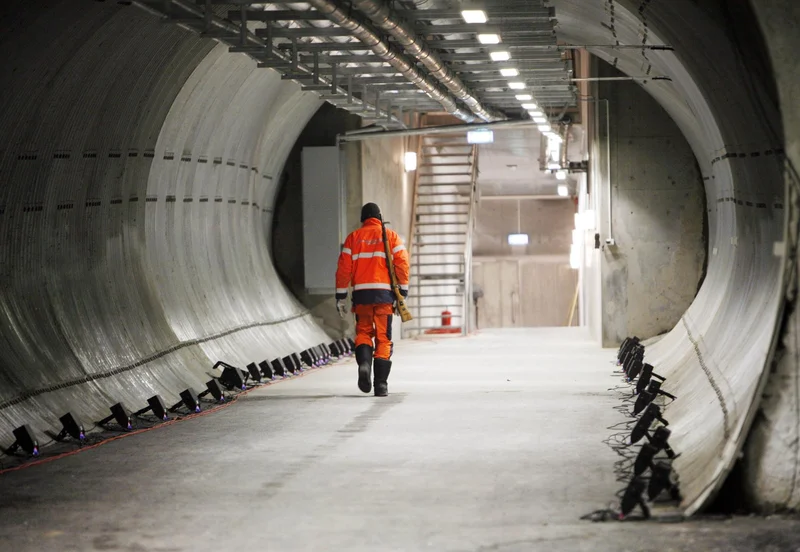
left=0, top=1, right=328, bottom=440
left=553, top=0, right=790, bottom=514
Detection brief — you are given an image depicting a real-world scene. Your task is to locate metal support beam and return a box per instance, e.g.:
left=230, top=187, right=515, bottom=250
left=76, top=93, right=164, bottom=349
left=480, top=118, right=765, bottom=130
left=339, top=119, right=538, bottom=142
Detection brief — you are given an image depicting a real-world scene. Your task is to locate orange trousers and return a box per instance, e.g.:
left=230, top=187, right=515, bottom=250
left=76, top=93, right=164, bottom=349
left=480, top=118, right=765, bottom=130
left=354, top=303, right=394, bottom=360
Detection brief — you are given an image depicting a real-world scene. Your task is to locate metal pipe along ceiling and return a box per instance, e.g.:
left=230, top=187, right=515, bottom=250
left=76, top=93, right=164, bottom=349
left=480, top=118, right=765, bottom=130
left=305, top=0, right=477, bottom=122
left=350, top=0, right=504, bottom=122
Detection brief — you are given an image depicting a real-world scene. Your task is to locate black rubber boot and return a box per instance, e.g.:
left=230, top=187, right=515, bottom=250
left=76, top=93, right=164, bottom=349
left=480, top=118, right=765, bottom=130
left=373, top=359, right=392, bottom=397
left=355, top=344, right=373, bottom=394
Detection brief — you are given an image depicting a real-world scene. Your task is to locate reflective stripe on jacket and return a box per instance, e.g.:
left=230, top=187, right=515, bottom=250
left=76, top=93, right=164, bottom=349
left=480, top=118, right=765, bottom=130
left=335, top=218, right=410, bottom=305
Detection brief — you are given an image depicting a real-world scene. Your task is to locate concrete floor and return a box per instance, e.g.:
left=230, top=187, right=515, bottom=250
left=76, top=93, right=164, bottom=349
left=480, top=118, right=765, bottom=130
left=0, top=328, right=798, bottom=552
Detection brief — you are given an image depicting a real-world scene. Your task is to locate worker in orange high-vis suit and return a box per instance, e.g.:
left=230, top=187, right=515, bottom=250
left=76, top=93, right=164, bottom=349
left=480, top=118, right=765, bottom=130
left=335, top=203, right=409, bottom=397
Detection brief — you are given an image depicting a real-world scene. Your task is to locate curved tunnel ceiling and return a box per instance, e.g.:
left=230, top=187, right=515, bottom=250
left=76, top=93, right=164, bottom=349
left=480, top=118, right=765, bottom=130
left=0, top=0, right=795, bottom=516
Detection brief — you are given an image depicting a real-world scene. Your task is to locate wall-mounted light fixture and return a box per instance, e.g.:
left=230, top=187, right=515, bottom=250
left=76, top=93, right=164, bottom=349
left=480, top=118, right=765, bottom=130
left=467, top=129, right=494, bottom=144
left=404, top=151, right=417, bottom=172
left=508, top=233, right=529, bottom=246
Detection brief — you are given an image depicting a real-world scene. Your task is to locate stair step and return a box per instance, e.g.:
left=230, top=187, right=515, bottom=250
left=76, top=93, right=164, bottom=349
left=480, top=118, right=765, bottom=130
left=417, top=193, right=470, bottom=197
left=419, top=162, right=473, bottom=167
left=416, top=202, right=471, bottom=207
left=418, top=273, right=464, bottom=279
left=421, top=153, right=473, bottom=158
left=407, top=303, right=463, bottom=308
left=416, top=211, right=469, bottom=215
left=422, top=143, right=471, bottom=148
left=414, top=223, right=468, bottom=227
left=414, top=240, right=467, bottom=246
left=411, top=251, right=465, bottom=255
left=417, top=182, right=472, bottom=188
left=419, top=172, right=473, bottom=177
left=412, top=315, right=463, bottom=320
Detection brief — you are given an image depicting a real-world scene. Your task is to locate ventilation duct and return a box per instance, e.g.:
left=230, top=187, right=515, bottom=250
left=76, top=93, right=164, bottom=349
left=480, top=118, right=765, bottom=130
left=351, top=0, right=505, bottom=122
left=306, top=0, right=477, bottom=122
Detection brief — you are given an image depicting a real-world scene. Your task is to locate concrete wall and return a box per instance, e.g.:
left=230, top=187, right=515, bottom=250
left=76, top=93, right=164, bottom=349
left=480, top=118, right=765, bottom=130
left=744, top=0, right=800, bottom=512
left=272, top=111, right=410, bottom=340
left=473, top=198, right=577, bottom=328
left=597, top=62, right=707, bottom=347
left=473, top=258, right=577, bottom=328
left=473, top=198, right=574, bottom=257
left=361, top=137, right=411, bottom=242
left=272, top=104, right=361, bottom=337
left=361, top=137, right=411, bottom=343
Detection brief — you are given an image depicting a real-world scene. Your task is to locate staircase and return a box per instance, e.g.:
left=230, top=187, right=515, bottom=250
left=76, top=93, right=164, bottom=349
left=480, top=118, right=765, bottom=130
left=404, top=131, right=478, bottom=338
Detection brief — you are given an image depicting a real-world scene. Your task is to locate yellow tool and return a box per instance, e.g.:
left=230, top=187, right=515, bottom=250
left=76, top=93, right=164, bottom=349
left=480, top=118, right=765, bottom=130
left=381, top=221, right=413, bottom=323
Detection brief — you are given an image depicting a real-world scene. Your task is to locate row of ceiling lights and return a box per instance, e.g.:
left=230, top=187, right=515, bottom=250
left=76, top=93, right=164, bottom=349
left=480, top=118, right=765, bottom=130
left=460, top=9, right=562, bottom=143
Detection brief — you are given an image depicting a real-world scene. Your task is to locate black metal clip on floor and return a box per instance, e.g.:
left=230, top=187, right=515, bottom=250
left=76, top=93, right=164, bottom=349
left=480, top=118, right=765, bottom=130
left=1, top=337, right=356, bottom=469
left=584, top=335, right=683, bottom=522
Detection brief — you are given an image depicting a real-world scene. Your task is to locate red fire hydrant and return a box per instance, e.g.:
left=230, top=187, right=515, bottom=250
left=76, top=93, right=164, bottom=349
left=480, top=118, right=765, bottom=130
left=441, top=308, right=452, bottom=327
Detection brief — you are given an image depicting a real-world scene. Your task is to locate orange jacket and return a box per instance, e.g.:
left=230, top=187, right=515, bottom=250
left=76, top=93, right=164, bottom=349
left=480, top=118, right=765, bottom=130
left=335, top=217, right=410, bottom=305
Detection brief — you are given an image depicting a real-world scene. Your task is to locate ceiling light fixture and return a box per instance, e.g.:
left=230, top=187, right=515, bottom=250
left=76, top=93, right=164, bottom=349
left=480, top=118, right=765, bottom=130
left=521, top=103, right=538, bottom=110
left=533, top=116, right=547, bottom=124
left=515, top=94, right=532, bottom=101
left=557, top=172, right=568, bottom=183
left=538, top=123, right=552, bottom=132
left=500, top=68, right=519, bottom=77
left=461, top=9, right=488, bottom=23
left=490, top=51, right=511, bottom=61
left=509, top=82, right=526, bottom=90
left=478, top=34, right=501, bottom=44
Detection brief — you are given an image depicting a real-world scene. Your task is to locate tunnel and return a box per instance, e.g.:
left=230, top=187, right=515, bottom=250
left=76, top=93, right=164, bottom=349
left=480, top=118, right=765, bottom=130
left=0, top=0, right=799, bottom=548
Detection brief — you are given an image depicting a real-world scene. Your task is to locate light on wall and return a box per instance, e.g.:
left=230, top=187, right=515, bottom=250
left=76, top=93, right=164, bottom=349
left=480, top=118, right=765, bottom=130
left=467, top=129, right=494, bottom=144
left=574, top=210, right=596, bottom=231
left=404, top=151, right=417, bottom=172
left=570, top=243, right=580, bottom=269
left=508, top=233, right=529, bottom=246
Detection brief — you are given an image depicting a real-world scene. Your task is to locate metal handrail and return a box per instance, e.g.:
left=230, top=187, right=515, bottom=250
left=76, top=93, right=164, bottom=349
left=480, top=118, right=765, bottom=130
left=462, top=144, right=479, bottom=335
